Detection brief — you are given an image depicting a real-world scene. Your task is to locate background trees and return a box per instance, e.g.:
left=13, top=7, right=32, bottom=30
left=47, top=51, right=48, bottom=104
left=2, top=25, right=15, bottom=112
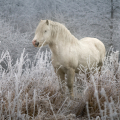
left=0, top=0, right=120, bottom=62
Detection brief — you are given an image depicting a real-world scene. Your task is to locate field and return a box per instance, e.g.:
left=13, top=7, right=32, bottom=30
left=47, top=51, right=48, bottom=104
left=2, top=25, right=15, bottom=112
left=0, top=46, right=119, bottom=120
left=0, top=0, right=120, bottom=119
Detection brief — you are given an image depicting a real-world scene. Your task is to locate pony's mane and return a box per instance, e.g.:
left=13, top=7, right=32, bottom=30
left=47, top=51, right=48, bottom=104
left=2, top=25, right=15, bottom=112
left=50, top=20, right=69, bottom=32
left=49, top=20, right=78, bottom=43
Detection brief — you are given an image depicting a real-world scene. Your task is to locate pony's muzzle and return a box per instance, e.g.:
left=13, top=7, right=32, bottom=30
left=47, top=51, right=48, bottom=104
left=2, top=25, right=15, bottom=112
left=32, top=40, right=39, bottom=47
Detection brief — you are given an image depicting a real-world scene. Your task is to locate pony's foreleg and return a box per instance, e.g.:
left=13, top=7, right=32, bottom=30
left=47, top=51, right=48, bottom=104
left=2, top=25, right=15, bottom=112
left=67, top=68, right=75, bottom=99
left=55, top=68, right=65, bottom=93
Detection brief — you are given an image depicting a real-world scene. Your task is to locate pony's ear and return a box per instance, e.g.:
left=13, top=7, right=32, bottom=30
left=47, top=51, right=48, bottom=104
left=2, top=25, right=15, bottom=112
left=46, top=20, right=49, bottom=25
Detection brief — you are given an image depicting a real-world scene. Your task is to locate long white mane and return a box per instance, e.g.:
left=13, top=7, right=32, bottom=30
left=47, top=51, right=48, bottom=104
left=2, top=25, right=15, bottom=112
left=49, top=20, right=78, bottom=44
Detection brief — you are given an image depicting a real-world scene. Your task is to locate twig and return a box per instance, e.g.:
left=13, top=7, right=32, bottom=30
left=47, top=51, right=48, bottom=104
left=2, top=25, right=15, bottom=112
left=47, top=94, right=57, bottom=120
left=57, top=97, right=68, bottom=114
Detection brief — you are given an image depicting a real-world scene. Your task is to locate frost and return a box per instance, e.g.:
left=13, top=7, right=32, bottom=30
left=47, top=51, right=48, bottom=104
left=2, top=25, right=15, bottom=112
left=0, top=47, right=119, bottom=119
left=0, top=0, right=120, bottom=119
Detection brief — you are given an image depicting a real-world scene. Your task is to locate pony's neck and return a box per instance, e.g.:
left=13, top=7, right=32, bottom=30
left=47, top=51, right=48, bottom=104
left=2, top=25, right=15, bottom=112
left=49, top=22, right=79, bottom=55
left=57, top=23, right=78, bottom=43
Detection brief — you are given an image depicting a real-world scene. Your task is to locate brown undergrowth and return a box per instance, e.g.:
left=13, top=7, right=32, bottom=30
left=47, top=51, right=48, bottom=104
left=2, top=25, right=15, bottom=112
left=0, top=50, right=120, bottom=120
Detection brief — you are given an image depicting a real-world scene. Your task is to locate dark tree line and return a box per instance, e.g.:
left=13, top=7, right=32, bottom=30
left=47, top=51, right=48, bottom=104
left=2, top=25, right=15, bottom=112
left=110, top=0, right=120, bottom=48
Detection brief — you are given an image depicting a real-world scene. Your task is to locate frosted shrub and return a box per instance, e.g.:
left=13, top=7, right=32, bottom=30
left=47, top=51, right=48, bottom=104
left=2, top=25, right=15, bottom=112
left=0, top=49, right=59, bottom=119
left=74, top=49, right=120, bottom=119
left=0, top=48, right=120, bottom=120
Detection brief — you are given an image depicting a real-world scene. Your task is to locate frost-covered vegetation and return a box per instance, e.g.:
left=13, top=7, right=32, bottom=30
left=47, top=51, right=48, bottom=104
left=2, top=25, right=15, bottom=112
left=0, top=0, right=120, bottom=119
left=0, top=0, right=120, bottom=61
left=0, top=46, right=120, bottom=120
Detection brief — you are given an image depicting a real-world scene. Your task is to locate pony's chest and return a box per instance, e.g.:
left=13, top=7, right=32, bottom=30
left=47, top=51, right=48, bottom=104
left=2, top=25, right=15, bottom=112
left=51, top=54, right=67, bottom=67
left=52, top=61, right=68, bottom=73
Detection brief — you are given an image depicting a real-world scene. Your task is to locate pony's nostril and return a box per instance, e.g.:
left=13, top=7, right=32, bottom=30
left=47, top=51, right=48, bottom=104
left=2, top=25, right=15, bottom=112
left=35, top=41, right=39, bottom=46
left=32, top=40, right=39, bottom=47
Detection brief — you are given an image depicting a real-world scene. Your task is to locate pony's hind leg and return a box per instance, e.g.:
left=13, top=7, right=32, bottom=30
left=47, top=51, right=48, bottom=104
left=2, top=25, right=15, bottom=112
left=97, top=61, right=103, bottom=74
left=67, top=68, right=75, bottom=99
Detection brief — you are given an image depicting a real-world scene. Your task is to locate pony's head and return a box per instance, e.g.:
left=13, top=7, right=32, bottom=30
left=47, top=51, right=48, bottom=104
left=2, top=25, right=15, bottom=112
left=32, top=20, right=52, bottom=47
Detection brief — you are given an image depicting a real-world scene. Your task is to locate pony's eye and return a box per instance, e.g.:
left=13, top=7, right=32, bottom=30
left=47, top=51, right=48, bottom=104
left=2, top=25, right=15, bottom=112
left=44, top=30, right=47, bottom=33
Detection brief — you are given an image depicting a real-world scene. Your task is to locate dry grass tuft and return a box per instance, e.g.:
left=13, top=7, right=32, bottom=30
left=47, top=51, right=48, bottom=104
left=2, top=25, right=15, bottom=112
left=0, top=49, right=120, bottom=119
left=73, top=50, right=120, bottom=119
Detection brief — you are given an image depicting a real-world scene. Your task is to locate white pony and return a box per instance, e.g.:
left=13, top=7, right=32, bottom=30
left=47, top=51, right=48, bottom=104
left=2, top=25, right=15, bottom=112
left=32, top=20, right=106, bottom=98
